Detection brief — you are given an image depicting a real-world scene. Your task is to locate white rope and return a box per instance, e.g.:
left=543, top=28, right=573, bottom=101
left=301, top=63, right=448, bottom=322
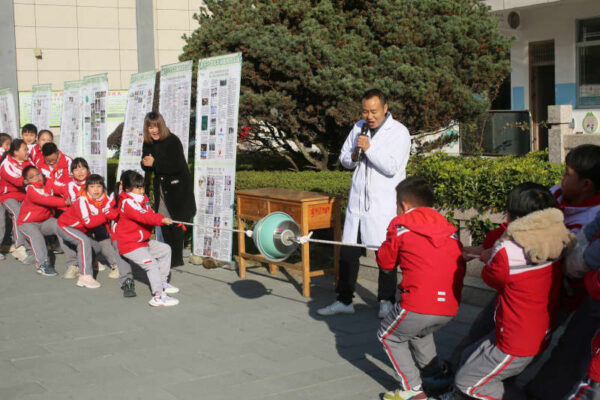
left=172, top=220, right=379, bottom=249
left=171, top=220, right=254, bottom=237
left=293, top=232, right=379, bottom=250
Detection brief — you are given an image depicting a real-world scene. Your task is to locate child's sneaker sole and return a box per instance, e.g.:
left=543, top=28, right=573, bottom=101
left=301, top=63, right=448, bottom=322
left=149, top=297, right=179, bottom=307
left=76, top=280, right=101, bottom=289
left=36, top=269, right=58, bottom=277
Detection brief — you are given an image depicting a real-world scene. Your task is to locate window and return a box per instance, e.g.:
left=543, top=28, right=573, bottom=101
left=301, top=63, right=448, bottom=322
left=577, top=17, right=600, bottom=107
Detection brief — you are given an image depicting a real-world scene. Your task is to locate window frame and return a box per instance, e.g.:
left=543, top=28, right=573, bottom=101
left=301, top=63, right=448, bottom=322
left=576, top=17, right=600, bottom=109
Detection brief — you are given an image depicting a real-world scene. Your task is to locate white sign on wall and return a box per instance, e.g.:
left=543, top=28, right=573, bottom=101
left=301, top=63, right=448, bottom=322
left=82, top=74, right=108, bottom=178
left=193, top=53, right=242, bottom=262
left=116, top=70, right=157, bottom=179
left=159, top=60, right=193, bottom=161
left=0, top=88, right=18, bottom=138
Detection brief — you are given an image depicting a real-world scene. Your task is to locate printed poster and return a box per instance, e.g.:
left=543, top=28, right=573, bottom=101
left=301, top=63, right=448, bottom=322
left=82, top=73, right=108, bottom=178
left=116, top=70, right=157, bottom=179
left=0, top=88, right=18, bottom=138
left=59, top=80, right=84, bottom=158
left=159, top=60, right=193, bottom=161
left=31, top=84, right=52, bottom=130
left=19, top=90, right=126, bottom=130
left=193, top=53, right=242, bottom=262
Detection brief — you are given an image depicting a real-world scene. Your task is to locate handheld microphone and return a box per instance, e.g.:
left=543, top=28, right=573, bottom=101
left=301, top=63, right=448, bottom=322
left=357, top=123, right=368, bottom=161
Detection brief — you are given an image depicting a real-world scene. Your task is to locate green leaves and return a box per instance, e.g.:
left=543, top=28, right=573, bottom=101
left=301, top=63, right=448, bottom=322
left=183, top=0, right=511, bottom=169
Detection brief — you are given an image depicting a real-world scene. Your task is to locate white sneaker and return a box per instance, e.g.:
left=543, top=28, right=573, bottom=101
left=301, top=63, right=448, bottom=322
left=76, top=275, right=101, bottom=289
left=149, top=293, right=179, bottom=307
left=317, top=300, right=354, bottom=316
left=378, top=300, right=394, bottom=319
left=63, top=265, right=80, bottom=279
left=11, top=246, right=27, bottom=262
left=96, top=262, right=107, bottom=271
left=163, top=282, right=179, bottom=294
left=107, top=266, right=119, bottom=279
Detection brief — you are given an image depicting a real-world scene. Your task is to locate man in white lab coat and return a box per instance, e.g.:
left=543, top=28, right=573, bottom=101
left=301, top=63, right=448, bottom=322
left=318, top=89, right=411, bottom=318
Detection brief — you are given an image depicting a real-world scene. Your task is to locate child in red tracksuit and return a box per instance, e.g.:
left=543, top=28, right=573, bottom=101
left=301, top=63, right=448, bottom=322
left=115, top=170, right=178, bottom=307
left=0, top=139, right=33, bottom=262
left=57, top=174, right=116, bottom=289
left=0, top=133, right=12, bottom=261
left=29, top=129, right=53, bottom=167
left=375, top=177, right=465, bottom=400
left=17, top=165, right=70, bottom=276
left=47, top=157, right=89, bottom=205
left=438, top=183, right=574, bottom=400
left=45, top=157, right=89, bottom=278
left=106, top=170, right=137, bottom=298
left=38, top=142, right=72, bottom=183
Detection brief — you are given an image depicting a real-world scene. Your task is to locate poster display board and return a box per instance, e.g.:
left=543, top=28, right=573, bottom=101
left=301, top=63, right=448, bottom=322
left=82, top=73, right=108, bottom=178
left=116, top=70, right=157, bottom=179
left=193, top=53, right=242, bottom=262
left=31, top=84, right=52, bottom=130
left=159, top=60, right=193, bottom=161
left=0, top=88, right=18, bottom=137
left=59, top=80, right=84, bottom=157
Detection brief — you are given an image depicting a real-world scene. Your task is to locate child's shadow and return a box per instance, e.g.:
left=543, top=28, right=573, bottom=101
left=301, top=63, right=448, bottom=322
left=306, top=278, right=399, bottom=393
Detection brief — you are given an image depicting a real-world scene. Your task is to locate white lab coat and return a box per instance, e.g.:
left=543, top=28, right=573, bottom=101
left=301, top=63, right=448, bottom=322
left=339, top=114, right=411, bottom=247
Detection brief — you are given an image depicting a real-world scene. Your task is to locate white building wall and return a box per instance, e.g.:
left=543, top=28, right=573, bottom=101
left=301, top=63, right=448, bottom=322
left=495, top=0, right=600, bottom=132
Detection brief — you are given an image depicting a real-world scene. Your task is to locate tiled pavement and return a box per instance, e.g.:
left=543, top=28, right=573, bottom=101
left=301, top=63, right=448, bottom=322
left=0, top=254, right=506, bottom=400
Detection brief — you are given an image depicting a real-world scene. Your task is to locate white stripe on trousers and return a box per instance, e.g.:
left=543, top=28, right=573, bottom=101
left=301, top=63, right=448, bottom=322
left=378, top=307, right=409, bottom=390
left=3, top=199, right=21, bottom=246
left=60, top=226, right=89, bottom=275
left=466, top=353, right=512, bottom=400
left=568, top=379, right=592, bottom=400
left=19, top=230, right=39, bottom=265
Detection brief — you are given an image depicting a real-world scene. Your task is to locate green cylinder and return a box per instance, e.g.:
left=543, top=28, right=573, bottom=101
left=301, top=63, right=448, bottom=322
left=253, top=212, right=301, bottom=262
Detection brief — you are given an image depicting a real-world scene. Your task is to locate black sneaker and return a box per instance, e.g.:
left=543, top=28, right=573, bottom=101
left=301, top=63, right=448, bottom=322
left=37, top=261, right=58, bottom=277
left=121, top=278, right=136, bottom=298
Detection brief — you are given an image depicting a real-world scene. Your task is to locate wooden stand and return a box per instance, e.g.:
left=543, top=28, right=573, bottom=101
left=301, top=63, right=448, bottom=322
left=235, top=188, right=341, bottom=297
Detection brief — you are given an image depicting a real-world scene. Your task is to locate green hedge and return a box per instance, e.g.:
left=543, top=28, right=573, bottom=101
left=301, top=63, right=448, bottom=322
left=409, top=151, right=563, bottom=212
left=236, top=151, right=563, bottom=214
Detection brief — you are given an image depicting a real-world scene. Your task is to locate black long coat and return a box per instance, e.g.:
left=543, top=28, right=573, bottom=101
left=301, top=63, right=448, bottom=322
left=141, top=133, right=196, bottom=221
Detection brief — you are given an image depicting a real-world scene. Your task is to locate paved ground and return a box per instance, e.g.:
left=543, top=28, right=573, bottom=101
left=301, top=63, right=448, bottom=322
left=0, top=252, right=487, bottom=400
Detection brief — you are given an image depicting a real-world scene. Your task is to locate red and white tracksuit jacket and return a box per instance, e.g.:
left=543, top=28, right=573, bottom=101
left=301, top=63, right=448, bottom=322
left=37, top=151, right=72, bottom=183
left=46, top=176, right=84, bottom=203
left=0, top=155, right=32, bottom=202
left=29, top=144, right=42, bottom=166
left=551, top=185, right=600, bottom=310
left=552, top=185, right=600, bottom=234
left=376, top=207, right=465, bottom=316
left=484, top=241, right=563, bottom=357
left=17, top=183, right=67, bottom=225
left=57, top=194, right=113, bottom=234
left=115, top=192, right=164, bottom=255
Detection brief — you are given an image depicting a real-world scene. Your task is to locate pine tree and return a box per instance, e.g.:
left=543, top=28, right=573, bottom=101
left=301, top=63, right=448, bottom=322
left=181, top=0, right=511, bottom=170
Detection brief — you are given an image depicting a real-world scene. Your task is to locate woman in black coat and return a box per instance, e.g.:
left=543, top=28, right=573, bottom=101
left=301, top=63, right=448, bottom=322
left=141, top=111, right=196, bottom=267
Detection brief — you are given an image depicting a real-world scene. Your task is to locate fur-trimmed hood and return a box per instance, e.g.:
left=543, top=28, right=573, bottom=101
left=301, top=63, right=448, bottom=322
left=500, top=208, right=575, bottom=264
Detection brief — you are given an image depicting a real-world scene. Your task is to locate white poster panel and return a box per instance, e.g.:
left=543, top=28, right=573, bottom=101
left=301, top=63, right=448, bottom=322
left=0, top=88, right=18, bottom=137
left=31, top=84, right=52, bottom=130
left=82, top=73, right=108, bottom=178
left=159, top=60, right=193, bottom=161
left=193, top=53, right=242, bottom=262
left=116, top=70, right=157, bottom=179
left=59, top=80, right=84, bottom=158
